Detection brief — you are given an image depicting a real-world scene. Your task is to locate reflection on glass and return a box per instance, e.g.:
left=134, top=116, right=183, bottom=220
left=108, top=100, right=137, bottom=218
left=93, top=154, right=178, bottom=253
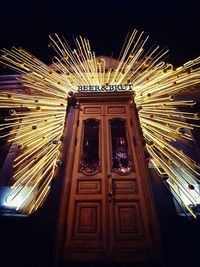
left=110, top=119, right=133, bottom=174
left=79, top=119, right=100, bottom=175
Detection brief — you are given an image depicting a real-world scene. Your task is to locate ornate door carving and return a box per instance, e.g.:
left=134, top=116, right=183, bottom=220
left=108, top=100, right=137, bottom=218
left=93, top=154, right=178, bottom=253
left=60, top=93, right=162, bottom=263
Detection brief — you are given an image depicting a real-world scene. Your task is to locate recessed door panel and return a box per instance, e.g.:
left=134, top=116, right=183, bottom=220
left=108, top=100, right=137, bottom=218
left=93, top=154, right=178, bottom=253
left=76, top=178, right=102, bottom=194
left=72, top=200, right=102, bottom=240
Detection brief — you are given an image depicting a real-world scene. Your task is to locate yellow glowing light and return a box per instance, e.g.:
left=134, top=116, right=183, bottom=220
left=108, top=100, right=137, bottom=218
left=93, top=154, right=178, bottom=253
left=1, top=28, right=200, bottom=217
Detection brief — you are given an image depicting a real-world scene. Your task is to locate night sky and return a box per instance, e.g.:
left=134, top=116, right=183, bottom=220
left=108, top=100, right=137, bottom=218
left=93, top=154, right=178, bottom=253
left=0, top=0, right=199, bottom=68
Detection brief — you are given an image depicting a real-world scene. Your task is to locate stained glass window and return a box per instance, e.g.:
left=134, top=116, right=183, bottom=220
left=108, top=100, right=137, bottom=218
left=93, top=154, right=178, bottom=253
left=110, top=119, right=133, bottom=174
left=79, top=119, right=100, bottom=175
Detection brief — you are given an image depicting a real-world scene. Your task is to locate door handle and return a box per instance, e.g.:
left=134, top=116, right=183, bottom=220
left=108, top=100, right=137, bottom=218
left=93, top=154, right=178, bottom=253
left=108, top=190, right=114, bottom=201
left=108, top=175, right=114, bottom=201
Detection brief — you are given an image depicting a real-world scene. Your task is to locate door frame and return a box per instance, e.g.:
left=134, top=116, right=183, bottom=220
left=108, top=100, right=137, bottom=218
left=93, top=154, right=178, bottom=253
left=54, top=92, right=163, bottom=265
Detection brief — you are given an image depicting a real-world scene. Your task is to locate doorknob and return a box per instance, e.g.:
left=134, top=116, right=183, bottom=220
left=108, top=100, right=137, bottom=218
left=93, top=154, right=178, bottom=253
left=108, top=190, right=113, bottom=197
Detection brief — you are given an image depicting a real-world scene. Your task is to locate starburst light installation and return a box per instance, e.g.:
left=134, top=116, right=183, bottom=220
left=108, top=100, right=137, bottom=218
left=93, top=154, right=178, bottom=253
left=0, top=29, right=200, bottom=217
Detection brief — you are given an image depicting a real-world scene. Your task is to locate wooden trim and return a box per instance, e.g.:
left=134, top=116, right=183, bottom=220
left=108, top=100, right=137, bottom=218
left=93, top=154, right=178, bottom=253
left=75, top=92, right=134, bottom=103
left=53, top=105, right=79, bottom=266
left=130, top=104, right=164, bottom=264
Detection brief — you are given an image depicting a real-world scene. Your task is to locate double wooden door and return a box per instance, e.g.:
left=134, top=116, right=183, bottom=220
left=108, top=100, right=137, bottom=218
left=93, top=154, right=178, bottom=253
left=61, top=94, right=161, bottom=263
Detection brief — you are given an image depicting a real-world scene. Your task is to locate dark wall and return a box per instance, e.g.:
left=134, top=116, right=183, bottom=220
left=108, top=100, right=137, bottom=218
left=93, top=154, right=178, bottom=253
left=150, top=167, right=200, bottom=267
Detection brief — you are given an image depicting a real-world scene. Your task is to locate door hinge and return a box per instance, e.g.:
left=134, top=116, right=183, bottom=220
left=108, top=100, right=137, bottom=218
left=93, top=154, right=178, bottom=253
left=63, top=222, right=68, bottom=241
left=75, top=137, right=77, bottom=146
left=148, top=221, right=154, bottom=241
left=133, top=136, right=136, bottom=146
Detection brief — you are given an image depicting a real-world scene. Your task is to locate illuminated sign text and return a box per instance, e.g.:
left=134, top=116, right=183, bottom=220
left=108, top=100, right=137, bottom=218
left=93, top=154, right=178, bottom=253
left=78, top=85, right=133, bottom=92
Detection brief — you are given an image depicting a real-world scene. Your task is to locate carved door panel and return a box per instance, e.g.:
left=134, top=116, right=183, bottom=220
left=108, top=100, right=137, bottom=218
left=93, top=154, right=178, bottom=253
left=105, top=105, right=153, bottom=262
left=62, top=97, right=160, bottom=263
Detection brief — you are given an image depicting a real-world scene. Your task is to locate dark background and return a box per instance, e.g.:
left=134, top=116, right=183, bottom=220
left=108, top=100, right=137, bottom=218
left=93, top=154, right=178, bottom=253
left=0, top=1, right=200, bottom=267
left=0, top=0, right=199, bottom=67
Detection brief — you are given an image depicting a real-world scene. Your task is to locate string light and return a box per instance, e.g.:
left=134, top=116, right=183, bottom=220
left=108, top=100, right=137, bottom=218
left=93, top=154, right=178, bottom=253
left=0, top=29, right=200, bottom=217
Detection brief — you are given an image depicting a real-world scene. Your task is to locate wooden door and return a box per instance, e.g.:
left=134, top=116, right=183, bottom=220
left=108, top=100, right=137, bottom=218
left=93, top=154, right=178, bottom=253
left=61, top=93, right=161, bottom=263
